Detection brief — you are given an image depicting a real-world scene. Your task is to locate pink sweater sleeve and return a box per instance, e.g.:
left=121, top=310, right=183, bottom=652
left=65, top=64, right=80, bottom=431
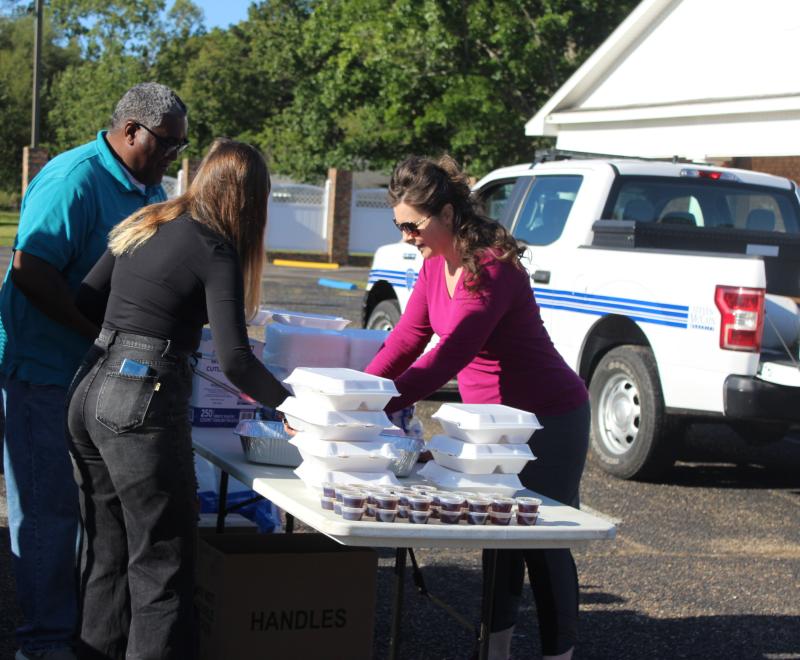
left=365, top=260, right=434, bottom=381
left=376, top=260, right=517, bottom=412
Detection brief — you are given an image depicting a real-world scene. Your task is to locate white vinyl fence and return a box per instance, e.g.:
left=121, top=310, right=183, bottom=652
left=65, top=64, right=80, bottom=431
left=176, top=168, right=397, bottom=255
left=348, top=188, right=398, bottom=253
left=266, top=183, right=328, bottom=251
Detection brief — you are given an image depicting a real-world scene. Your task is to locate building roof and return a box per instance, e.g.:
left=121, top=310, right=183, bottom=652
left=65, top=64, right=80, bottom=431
left=526, top=0, right=800, bottom=161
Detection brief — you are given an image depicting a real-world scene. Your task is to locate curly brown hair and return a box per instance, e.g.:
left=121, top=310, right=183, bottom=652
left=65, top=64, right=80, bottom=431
left=388, top=155, right=524, bottom=292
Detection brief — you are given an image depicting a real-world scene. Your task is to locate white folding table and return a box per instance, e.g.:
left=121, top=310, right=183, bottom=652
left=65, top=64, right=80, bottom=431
left=193, top=427, right=616, bottom=659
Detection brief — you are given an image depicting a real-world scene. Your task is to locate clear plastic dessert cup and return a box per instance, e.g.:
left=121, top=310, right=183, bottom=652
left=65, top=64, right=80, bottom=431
left=409, top=509, right=431, bottom=524
left=320, top=496, right=335, bottom=511
left=467, top=511, right=488, bottom=525
left=489, top=511, right=513, bottom=526
left=375, top=508, right=397, bottom=523
left=490, top=497, right=515, bottom=514
left=321, top=482, right=337, bottom=498
left=365, top=502, right=377, bottom=517
left=438, top=494, right=466, bottom=512
left=397, top=505, right=409, bottom=519
left=439, top=510, right=461, bottom=524
left=340, top=505, right=365, bottom=521
left=341, top=492, right=367, bottom=508
left=516, top=497, right=542, bottom=513
left=407, top=494, right=432, bottom=511
left=516, top=511, right=538, bottom=526
left=374, top=493, right=399, bottom=510
left=467, top=496, right=492, bottom=513
left=333, top=501, right=342, bottom=516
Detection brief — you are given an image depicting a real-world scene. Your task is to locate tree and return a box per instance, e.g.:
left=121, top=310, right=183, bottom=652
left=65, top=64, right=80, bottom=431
left=258, top=0, right=638, bottom=180
left=0, top=8, right=78, bottom=193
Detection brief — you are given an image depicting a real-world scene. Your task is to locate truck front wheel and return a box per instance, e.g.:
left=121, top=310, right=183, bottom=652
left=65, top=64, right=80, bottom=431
left=589, top=345, right=677, bottom=481
left=366, top=299, right=401, bottom=331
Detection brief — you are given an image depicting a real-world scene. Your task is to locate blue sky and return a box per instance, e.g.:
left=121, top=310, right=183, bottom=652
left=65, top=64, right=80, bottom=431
left=186, top=0, right=254, bottom=29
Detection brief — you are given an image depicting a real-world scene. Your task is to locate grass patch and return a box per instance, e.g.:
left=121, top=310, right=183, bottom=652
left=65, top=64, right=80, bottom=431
left=0, top=211, right=19, bottom=248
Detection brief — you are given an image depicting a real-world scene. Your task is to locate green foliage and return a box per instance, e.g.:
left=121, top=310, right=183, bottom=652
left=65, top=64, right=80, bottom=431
left=0, top=8, right=79, bottom=192
left=2, top=0, right=638, bottom=189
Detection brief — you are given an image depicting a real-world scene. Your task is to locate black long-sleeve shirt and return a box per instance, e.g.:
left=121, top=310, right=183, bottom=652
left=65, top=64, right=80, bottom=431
left=77, top=214, right=288, bottom=408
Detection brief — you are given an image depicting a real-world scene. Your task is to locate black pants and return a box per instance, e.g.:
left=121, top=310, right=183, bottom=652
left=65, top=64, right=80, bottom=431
left=486, top=400, right=590, bottom=656
left=67, top=330, right=197, bottom=660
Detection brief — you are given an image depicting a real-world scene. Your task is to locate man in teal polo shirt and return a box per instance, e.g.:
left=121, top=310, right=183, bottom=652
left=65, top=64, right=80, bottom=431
left=0, top=82, right=187, bottom=660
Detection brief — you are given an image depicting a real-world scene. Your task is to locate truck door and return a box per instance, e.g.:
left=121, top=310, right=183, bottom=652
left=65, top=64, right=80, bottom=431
left=508, top=174, right=584, bottom=340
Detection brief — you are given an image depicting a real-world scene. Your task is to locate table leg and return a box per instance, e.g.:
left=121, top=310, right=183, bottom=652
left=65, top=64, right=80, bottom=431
left=478, top=548, right=498, bottom=660
left=285, top=512, right=295, bottom=534
left=215, top=471, right=229, bottom=534
left=388, top=547, right=408, bottom=660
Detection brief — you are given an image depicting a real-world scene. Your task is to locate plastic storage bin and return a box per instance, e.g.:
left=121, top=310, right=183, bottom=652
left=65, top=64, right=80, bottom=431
left=267, top=309, right=351, bottom=330
left=263, top=324, right=349, bottom=370
left=427, top=435, right=535, bottom=474
left=341, top=328, right=389, bottom=371
left=289, top=433, right=401, bottom=471
left=294, top=460, right=400, bottom=492
left=418, top=461, right=523, bottom=497
left=277, top=396, right=392, bottom=441
left=283, top=367, right=398, bottom=411
left=432, top=403, right=542, bottom=444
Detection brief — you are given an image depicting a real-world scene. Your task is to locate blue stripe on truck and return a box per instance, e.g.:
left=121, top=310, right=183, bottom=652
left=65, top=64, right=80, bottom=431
left=369, top=269, right=688, bottom=328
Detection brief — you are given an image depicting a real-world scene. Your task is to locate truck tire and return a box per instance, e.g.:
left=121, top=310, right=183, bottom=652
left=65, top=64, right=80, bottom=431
left=367, top=299, right=401, bottom=331
left=589, top=345, right=677, bottom=481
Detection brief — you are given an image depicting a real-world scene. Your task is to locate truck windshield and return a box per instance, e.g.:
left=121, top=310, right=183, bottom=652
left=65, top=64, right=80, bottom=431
left=607, top=177, right=800, bottom=234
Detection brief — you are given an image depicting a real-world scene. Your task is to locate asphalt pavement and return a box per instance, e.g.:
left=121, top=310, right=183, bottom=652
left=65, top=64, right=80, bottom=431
left=1, top=258, right=799, bottom=659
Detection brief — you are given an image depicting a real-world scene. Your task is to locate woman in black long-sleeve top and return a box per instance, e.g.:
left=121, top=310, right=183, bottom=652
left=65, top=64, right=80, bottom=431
left=67, top=139, right=288, bottom=660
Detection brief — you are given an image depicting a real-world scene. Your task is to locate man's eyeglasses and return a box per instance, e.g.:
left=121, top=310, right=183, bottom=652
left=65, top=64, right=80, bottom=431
left=393, top=215, right=431, bottom=236
left=135, top=122, right=189, bottom=157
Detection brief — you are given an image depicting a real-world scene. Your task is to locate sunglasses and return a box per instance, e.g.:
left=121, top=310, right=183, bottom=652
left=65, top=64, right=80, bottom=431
left=135, top=122, right=189, bottom=157
left=393, top=215, right=431, bottom=236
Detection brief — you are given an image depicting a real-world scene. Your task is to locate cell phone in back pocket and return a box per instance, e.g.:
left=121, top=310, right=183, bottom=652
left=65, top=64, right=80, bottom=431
left=119, top=358, right=152, bottom=377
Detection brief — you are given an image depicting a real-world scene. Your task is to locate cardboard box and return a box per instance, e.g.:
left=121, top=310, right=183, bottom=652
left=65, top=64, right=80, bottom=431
left=196, top=533, right=377, bottom=660
left=191, top=328, right=264, bottom=427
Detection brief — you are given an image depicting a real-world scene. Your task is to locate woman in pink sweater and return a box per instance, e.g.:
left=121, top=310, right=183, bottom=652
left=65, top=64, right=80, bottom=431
left=366, top=156, right=589, bottom=660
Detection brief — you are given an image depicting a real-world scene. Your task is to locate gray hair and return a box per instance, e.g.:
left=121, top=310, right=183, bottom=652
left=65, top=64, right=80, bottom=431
left=111, top=82, right=186, bottom=129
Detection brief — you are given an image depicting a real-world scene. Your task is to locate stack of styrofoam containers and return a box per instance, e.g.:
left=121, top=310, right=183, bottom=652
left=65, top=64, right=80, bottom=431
left=419, top=403, right=542, bottom=497
left=277, top=367, right=404, bottom=491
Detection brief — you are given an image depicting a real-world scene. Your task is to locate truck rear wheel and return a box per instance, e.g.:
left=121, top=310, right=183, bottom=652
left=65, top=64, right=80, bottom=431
left=589, top=345, right=677, bottom=481
left=366, top=299, right=401, bottom=331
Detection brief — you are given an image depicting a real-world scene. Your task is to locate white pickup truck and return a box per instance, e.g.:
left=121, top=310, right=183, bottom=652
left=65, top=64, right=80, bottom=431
left=362, top=158, right=800, bottom=480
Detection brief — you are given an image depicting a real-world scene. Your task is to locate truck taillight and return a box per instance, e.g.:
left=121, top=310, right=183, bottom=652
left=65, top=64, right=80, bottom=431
left=714, top=285, right=765, bottom=352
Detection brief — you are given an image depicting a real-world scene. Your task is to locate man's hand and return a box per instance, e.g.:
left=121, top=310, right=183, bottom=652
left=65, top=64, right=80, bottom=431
left=11, top=250, right=100, bottom=341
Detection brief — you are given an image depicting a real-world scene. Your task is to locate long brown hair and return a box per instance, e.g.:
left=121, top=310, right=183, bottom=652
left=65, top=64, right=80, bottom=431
left=388, top=155, right=524, bottom=292
left=109, top=138, right=270, bottom=318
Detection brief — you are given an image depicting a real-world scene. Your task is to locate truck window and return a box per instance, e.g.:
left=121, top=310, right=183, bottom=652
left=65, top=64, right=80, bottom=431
left=480, top=181, right=517, bottom=222
left=608, top=177, right=800, bottom=234
left=512, top=175, right=583, bottom=245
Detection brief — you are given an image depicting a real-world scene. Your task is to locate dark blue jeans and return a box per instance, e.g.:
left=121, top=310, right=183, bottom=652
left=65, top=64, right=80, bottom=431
left=67, top=330, right=197, bottom=660
left=487, top=400, right=590, bottom=656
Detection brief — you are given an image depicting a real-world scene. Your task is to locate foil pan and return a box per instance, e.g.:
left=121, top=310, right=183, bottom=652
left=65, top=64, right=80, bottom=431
left=235, top=419, right=302, bottom=467
left=386, top=436, right=424, bottom=477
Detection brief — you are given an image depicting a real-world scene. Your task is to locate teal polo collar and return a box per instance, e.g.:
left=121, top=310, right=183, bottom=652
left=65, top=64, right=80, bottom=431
left=95, top=130, right=163, bottom=199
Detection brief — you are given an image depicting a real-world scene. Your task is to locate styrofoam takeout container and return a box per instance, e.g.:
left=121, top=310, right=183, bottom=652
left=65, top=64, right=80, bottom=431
left=427, top=435, right=535, bottom=474
left=283, top=367, right=398, bottom=411
left=263, top=324, right=349, bottom=370
left=418, top=461, right=523, bottom=497
left=289, top=433, right=401, bottom=471
left=277, top=396, right=392, bottom=441
left=267, top=309, right=351, bottom=330
left=294, top=460, right=400, bottom=492
left=432, top=403, right=542, bottom=444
